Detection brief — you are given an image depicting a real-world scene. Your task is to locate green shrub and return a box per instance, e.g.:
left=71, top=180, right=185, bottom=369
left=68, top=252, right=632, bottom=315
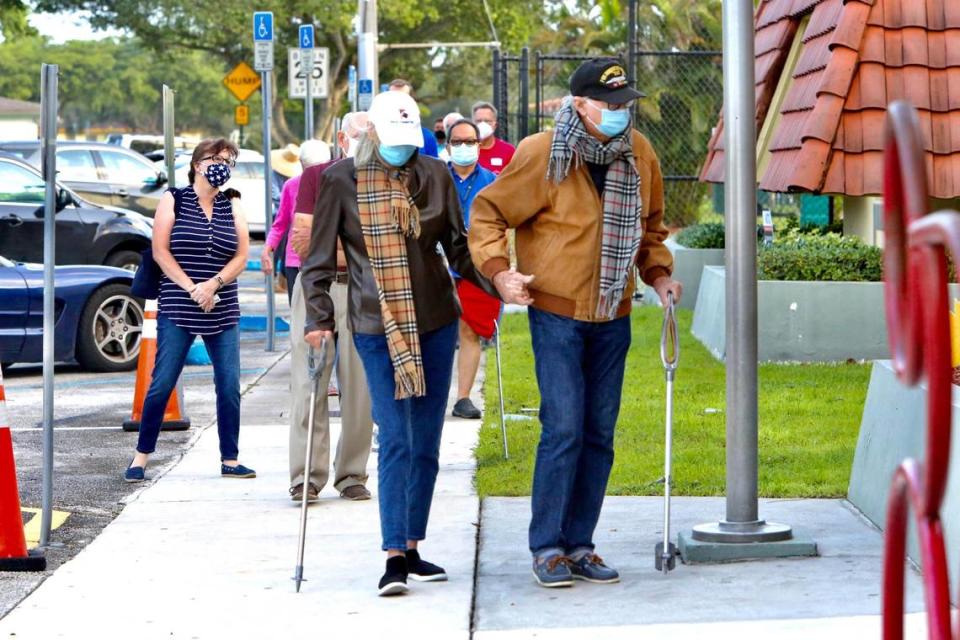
left=757, top=233, right=882, bottom=282
left=675, top=222, right=725, bottom=249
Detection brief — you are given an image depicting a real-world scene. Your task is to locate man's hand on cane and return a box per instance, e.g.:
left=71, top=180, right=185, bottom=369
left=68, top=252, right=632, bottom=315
left=305, top=329, right=334, bottom=351
left=493, top=269, right=535, bottom=306
left=653, top=276, right=683, bottom=307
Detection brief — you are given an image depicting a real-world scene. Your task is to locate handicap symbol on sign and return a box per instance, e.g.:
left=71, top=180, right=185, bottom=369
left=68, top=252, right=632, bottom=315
left=258, top=19, right=268, bottom=38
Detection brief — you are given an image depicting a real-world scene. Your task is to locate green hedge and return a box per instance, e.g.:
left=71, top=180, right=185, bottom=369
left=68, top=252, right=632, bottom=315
left=757, top=233, right=882, bottom=282
left=674, top=222, right=725, bottom=249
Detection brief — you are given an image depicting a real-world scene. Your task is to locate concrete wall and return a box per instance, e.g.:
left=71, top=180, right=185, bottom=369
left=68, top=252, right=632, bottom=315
left=848, top=360, right=960, bottom=592
left=639, top=238, right=724, bottom=309
left=691, top=266, right=890, bottom=362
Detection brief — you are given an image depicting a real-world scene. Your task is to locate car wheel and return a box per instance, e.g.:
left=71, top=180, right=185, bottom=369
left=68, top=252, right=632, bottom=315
left=75, top=284, right=144, bottom=372
left=105, top=250, right=142, bottom=272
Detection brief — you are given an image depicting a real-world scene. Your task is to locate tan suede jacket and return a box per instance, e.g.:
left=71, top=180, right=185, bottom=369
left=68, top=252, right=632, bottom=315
left=468, top=129, right=673, bottom=322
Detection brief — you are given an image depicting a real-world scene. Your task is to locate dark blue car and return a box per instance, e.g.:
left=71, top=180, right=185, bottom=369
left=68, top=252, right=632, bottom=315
left=0, top=255, right=144, bottom=372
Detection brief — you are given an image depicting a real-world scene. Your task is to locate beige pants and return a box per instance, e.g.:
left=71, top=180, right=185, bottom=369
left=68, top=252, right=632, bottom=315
left=288, top=274, right=373, bottom=492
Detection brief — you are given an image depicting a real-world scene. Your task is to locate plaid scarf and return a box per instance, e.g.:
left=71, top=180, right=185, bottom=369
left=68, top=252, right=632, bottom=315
left=547, top=96, right=643, bottom=319
left=357, top=160, right=425, bottom=399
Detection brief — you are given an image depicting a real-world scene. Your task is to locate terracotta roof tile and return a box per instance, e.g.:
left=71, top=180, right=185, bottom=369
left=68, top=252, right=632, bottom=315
left=702, top=0, right=960, bottom=198
left=794, top=32, right=833, bottom=76
left=806, top=0, right=844, bottom=39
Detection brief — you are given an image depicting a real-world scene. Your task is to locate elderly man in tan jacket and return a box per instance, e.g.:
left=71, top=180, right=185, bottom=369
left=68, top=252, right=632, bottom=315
left=469, top=57, right=682, bottom=588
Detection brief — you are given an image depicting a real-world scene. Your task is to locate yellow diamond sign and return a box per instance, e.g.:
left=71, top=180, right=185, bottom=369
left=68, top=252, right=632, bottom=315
left=223, top=62, right=261, bottom=102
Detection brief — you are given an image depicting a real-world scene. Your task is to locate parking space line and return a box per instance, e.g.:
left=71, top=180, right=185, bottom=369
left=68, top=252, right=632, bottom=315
left=21, top=507, right=70, bottom=549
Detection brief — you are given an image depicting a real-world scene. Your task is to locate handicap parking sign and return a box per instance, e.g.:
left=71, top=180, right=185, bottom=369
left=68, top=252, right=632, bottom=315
left=253, top=12, right=273, bottom=41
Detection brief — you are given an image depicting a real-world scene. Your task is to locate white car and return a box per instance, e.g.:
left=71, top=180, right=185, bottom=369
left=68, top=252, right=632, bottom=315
left=166, top=149, right=282, bottom=234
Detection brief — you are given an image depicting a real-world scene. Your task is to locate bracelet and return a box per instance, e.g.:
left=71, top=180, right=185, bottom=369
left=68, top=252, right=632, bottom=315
left=215, top=275, right=225, bottom=288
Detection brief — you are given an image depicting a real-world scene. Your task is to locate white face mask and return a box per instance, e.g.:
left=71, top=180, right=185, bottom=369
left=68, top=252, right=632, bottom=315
left=477, top=121, right=494, bottom=141
left=344, top=136, right=360, bottom=158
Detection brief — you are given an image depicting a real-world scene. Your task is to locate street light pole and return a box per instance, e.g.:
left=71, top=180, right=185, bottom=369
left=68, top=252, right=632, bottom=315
left=358, top=0, right=378, bottom=99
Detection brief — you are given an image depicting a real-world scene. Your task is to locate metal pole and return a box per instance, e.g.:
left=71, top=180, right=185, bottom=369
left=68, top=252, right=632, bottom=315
left=262, top=71, right=276, bottom=352
left=519, top=47, right=529, bottom=140
left=534, top=51, right=542, bottom=133
left=691, top=0, right=792, bottom=544
left=628, top=0, right=637, bottom=91
left=501, top=56, right=510, bottom=144
left=39, top=63, right=58, bottom=548
left=304, top=50, right=314, bottom=141
left=492, top=49, right=501, bottom=121
left=358, top=0, right=379, bottom=96
left=162, top=86, right=175, bottom=187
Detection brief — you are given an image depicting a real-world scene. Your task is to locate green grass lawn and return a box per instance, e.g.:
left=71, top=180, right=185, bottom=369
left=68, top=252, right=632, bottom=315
left=476, top=307, right=872, bottom=498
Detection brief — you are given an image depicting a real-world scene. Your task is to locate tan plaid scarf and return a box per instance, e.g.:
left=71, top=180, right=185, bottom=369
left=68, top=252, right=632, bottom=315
left=357, top=161, right=425, bottom=399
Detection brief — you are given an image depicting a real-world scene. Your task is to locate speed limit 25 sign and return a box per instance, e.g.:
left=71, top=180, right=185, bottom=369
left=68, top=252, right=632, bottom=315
left=288, top=47, right=329, bottom=99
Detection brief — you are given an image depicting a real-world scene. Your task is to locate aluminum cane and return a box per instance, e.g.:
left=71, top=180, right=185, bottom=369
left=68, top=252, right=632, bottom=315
left=655, top=292, right=679, bottom=573
left=494, top=319, right=509, bottom=459
left=294, top=335, right=328, bottom=592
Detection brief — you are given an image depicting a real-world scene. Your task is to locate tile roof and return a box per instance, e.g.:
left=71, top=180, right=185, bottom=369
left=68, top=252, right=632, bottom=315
left=700, top=0, right=960, bottom=199
left=0, top=96, right=40, bottom=117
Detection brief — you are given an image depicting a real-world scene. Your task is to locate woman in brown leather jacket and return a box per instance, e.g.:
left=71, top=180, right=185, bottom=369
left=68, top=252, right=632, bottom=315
left=301, top=90, right=497, bottom=597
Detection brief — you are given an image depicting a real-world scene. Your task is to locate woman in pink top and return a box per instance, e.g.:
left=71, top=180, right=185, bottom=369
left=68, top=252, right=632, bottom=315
left=262, top=140, right=330, bottom=302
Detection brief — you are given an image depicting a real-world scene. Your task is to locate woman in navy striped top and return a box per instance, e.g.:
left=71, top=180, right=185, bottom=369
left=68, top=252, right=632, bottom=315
left=125, top=138, right=255, bottom=482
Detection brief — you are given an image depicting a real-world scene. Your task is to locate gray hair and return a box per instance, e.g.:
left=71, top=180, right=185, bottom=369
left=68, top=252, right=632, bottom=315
left=340, top=111, right=368, bottom=136
left=442, top=112, right=464, bottom=130
left=471, top=101, right=498, bottom=118
left=354, top=128, right=380, bottom=168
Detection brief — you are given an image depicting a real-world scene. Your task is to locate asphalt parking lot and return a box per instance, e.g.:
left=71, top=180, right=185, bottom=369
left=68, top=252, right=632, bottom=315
left=1, top=245, right=291, bottom=616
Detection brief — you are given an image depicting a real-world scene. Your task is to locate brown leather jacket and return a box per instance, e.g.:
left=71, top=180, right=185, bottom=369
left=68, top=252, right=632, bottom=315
left=301, top=155, right=497, bottom=336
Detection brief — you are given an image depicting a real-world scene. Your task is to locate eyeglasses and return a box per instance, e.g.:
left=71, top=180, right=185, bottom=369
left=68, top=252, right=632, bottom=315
left=449, top=139, right=479, bottom=147
left=588, top=99, right=636, bottom=112
left=201, top=155, right=236, bottom=168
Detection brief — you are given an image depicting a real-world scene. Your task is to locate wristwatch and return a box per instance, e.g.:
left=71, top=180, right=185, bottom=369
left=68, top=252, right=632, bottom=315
left=215, top=275, right=225, bottom=289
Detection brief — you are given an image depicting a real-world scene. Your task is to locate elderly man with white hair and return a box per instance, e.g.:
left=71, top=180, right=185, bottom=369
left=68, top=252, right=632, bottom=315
left=301, top=92, right=498, bottom=596
left=282, top=113, right=376, bottom=507
left=437, top=112, right=464, bottom=162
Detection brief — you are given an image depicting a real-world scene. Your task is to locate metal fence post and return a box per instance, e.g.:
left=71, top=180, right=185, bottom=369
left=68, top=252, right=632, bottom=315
left=519, top=47, right=530, bottom=140
left=492, top=48, right=501, bottom=120
left=534, top=51, right=542, bottom=133
left=39, top=63, right=58, bottom=548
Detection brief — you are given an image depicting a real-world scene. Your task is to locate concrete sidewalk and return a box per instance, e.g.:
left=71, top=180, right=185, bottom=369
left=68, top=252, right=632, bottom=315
left=0, top=343, right=485, bottom=639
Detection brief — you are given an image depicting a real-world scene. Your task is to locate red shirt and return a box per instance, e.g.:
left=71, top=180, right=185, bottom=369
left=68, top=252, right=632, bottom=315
left=478, top=137, right=516, bottom=174
left=294, top=159, right=336, bottom=214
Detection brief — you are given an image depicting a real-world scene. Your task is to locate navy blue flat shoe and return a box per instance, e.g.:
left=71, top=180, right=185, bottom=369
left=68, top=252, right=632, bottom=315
left=221, top=463, right=256, bottom=478
left=124, top=464, right=145, bottom=483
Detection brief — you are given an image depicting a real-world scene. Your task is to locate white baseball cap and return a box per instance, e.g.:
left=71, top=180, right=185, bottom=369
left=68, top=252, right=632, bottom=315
left=368, top=91, right=424, bottom=148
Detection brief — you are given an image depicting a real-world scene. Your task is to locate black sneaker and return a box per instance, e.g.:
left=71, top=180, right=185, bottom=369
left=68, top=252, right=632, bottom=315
left=452, top=398, right=482, bottom=419
left=378, top=555, right=409, bottom=596
left=406, top=549, right=448, bottom=582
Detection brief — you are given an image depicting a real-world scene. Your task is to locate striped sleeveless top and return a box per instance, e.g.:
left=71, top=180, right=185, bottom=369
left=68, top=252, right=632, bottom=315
left=158, top=187, right=241, bottom=335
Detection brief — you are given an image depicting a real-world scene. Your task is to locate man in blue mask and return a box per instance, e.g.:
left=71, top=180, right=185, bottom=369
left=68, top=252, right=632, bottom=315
left=469, top=57, right=682, bottom=588
left=445, top=119, right=498, bottom=420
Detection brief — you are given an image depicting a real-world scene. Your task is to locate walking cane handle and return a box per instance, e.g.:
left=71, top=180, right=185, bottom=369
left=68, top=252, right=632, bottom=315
left=307, top=336, right=328, bottom=381
left=660, top=292, right=679, bottom=371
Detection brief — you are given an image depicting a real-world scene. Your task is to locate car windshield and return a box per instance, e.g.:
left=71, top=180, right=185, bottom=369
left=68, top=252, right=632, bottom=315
left=0, top=256, right=14, bottom=267
left=0, top=147, right=34, bottom=161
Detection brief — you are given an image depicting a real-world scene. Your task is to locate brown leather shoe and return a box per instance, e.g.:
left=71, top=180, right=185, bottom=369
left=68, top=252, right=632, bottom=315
left=290, top=483, right=320, bottom=502
left=340, top=485, right=371, bottom=501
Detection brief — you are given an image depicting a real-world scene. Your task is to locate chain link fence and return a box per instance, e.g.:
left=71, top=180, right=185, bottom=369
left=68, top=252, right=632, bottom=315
left=495, top=49, right=724, bottom=227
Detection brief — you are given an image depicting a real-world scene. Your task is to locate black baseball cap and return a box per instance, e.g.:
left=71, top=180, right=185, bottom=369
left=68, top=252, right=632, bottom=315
left=569, top=57, right=645, bottom=104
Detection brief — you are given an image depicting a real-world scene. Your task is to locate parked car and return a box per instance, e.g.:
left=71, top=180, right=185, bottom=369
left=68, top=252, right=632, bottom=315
left=0, top=254, right=144, bottom=371
left=0, top=153, right=152, bottom=270
left=0, top=141, right=168, bottom=216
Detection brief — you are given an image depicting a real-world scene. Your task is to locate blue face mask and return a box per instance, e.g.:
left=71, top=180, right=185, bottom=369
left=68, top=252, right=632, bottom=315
left=378, top=144, right=417, bottom=167
left=587, top=101, right=631, bottom=137
left=450, top=144, right=479, bottom=167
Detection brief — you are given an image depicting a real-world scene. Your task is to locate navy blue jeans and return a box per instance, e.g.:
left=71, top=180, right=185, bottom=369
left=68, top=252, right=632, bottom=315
left=138, top=314, right=241, bottom=460
left=353, top=321, right=458, bottom=551
left=527, top=307, right=631, bottom=556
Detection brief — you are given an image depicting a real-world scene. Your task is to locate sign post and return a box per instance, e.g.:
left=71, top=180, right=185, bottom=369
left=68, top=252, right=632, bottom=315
left=39, top=63, right=58, bottom=548
left=299, top=24, right=314, bottom=141
left=254, top=11, right=276, bottom=352
left=348, top=65, right=358, bottom=112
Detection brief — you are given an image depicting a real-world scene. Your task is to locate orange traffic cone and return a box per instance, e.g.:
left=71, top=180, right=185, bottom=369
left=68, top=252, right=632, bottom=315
left=122, top=300, right=191, bottom=432
left=0, top=364, right=46, bottom=571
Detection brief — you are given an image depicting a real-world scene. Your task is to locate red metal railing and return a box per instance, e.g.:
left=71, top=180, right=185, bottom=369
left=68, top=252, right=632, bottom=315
left=882, top=100, right=960, bottom=639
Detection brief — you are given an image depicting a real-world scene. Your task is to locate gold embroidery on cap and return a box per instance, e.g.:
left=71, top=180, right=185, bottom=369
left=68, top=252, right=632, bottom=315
left=600, top=65, right=627, bottom=88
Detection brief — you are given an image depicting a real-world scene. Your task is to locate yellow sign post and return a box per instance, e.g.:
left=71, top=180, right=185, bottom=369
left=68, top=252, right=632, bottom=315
left=223, top=62, right=261, bottom=102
